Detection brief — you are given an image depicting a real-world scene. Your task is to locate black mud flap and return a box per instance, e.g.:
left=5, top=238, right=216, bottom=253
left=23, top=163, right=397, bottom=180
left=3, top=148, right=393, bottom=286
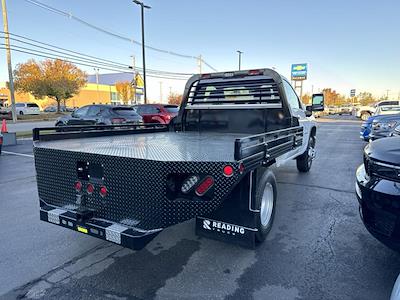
left=195, top=216, right=256, bottom=249
left=40, top=204, right=161, bottom=250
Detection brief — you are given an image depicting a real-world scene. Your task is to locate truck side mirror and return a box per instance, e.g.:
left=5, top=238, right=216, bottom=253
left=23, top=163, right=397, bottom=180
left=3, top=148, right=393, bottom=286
left=305, top=105, right=313, bottom=117
left=311, top=93, right=324, bottom=111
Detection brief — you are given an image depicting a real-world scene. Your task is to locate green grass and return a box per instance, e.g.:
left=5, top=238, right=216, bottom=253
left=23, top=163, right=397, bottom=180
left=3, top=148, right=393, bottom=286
left=16, top=131, right=33, bottom=138
left=17, top=112, right=67, bottom=122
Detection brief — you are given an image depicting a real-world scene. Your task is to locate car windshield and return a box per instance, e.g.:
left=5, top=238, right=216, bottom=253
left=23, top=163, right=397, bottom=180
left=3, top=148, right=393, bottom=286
left=112, top=107, right=138, bottom=116
left=164, top=105, right=179, bottom=113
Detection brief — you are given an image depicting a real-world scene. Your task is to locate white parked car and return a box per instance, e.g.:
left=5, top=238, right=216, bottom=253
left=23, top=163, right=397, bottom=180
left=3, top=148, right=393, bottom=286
left=15, top=102, right=40, bottom=115
left=355, top=100, right=400, bottom=120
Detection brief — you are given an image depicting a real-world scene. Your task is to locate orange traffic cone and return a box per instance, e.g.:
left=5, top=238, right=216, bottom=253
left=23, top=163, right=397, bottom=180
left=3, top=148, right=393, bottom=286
left=1, top=119, right=8, bottom=133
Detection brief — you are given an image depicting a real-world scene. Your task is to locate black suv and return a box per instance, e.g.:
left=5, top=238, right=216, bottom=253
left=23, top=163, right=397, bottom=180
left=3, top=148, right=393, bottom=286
left=55, top=105, right=143, bottom=126
left=356, top=137, right=400, bottom=251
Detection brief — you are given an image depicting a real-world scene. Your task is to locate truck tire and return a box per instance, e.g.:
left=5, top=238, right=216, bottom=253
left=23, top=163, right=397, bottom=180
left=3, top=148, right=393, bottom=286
left=296, top=136, right=316, bottom=173
left=361, top=112, right=371, bottom=121
left=255, top=169, right=277, bottom=243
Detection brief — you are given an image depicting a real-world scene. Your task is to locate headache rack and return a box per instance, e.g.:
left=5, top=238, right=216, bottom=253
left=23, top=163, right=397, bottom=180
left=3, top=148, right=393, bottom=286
left=234, top=126, right=304, bottom=167
left=186, top=75, right=282, bottom=109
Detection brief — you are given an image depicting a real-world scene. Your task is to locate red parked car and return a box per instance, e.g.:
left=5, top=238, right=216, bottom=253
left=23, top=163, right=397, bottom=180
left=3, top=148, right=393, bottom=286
left=134, top=104, right=179, bottom=124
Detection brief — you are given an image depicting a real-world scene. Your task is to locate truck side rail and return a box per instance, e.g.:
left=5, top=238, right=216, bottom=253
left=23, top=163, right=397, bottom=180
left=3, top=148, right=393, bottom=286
left=33, top=123, right=168, bottom=142
left=234, top=126, right=304, bottom=164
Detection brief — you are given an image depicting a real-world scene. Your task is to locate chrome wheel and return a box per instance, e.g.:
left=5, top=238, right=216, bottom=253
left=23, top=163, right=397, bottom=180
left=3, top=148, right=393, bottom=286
left=361, top=113, right=370, bottom=121
left=307, top=144, right=315, bottom=167
left=260, top=183, right=274, bottom=227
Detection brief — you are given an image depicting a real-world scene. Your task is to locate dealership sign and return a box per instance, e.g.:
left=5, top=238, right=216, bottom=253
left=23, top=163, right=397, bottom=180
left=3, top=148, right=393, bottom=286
left=291, top=63, right=307, bottom=81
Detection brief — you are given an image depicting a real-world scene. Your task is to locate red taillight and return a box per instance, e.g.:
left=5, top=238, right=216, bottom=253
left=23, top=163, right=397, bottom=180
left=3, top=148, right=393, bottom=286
left=99, top=186, right=107, bottom=197
left=223, top=165, right=234, bottom=177
left=195, top=176, right=214, bottom=196
left=86, top=183, right=94, bottom=194
left=111, top=118, right=126, bottom=124
left=201, top=73, right=211, bottom=79
left=248, top=69, right=262, bottom=76
left=74, top=181, right=82, bottom=192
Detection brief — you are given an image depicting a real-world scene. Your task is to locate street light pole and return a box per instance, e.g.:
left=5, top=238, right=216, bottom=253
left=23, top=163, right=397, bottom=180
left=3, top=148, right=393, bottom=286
left=94, top=68, right=100, bottom=103
left=133, top=0, right=151, bottom=104
left=1, top=0, right=17, bottom=123
left=236, top=50, right=243, bottom=71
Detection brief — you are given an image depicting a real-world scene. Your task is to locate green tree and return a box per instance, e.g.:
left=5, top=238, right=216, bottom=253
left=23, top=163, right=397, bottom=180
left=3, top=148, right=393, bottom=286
left=115, top=81, right=134, bottom=105
left=14, top=59, right=87, bottom=113
left=357, top=92, right=376, bottom=106
left=168, top=93, right=183, bottom=105
left=301, top=93, right=311, bottom=105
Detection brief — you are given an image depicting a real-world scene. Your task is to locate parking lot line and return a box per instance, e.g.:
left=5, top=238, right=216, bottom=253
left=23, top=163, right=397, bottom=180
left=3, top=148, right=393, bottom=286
left=2, top=151, right=34, bottom=158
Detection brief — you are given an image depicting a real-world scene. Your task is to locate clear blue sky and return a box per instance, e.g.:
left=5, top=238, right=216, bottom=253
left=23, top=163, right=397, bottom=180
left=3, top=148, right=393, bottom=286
left=1, top=0, right=399, bottom=100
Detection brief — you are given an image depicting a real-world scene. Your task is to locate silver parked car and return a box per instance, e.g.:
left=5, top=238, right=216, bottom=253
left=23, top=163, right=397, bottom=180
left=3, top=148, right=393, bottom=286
left=370, top=114, right=400, bottom=140
left=14, top=102, right=40, bottom=115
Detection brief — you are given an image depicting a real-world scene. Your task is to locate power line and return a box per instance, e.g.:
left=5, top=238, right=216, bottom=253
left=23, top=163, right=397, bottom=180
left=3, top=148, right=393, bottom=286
left=0, top=46, right=191, bottom=80
left=2, top=31, right=130, bottom=68
left=0, top=32, right=193, bottom=77
left=23, top=0, right=218, bottom=72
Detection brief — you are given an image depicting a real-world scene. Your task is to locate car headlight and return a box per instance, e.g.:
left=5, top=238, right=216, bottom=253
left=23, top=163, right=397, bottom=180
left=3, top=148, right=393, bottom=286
left=373, top=120, right=397, bottom=130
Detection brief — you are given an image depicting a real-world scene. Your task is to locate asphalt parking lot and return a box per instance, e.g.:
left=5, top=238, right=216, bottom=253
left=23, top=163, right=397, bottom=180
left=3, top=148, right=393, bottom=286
left=1, top=117, right=400, bottom=300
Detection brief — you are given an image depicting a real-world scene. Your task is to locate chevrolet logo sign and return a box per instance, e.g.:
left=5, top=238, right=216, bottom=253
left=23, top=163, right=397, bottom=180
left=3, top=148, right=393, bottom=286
left=293, top=65, right=306, bottom=71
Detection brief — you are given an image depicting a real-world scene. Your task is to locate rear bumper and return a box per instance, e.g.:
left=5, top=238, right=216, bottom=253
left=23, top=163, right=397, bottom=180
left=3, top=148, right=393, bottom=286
left=40, top=202, right=161, bottom=250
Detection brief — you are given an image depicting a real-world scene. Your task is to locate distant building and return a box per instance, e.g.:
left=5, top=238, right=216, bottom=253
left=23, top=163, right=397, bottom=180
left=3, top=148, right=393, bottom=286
left=0, top=72, right=144, bottom=110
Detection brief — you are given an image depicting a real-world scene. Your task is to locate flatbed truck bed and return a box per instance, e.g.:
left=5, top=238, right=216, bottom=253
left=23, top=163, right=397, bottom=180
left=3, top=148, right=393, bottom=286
left=35, top=131, right=247, bottom=162
left=33, top=68, right=324, bottom=249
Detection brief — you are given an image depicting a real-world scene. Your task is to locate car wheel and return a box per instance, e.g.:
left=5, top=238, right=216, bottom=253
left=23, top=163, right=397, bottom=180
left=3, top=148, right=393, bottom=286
left=296, top=136, right=316, bottom=173
left=361, top=112, right=371, bottom=121
left=255, top=169, right=277, bottom=243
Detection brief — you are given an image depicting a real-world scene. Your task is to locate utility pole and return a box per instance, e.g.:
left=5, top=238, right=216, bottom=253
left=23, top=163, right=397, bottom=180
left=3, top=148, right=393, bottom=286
left=133, top=0, right=151, bottom=104
left=159, top=81, right=163, bottom=103
left=1, top=0, right=17, bottom=122
left=94, top=68, right=100, bottom=103
left=197, top=55, right=202, bottom=74
left=236, top=50, right=243, bottom=70
left=131, top=55, right=137, bottom=104
left=386, top=89, right=390, bottom=100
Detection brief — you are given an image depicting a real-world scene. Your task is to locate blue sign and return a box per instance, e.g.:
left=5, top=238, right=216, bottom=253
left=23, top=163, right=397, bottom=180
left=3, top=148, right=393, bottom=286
left=291, top=63, right=307, bottom=81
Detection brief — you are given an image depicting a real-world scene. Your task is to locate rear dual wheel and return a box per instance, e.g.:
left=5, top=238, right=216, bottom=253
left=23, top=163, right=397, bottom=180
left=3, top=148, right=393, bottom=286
left=254, top=169, right=277, bottom=243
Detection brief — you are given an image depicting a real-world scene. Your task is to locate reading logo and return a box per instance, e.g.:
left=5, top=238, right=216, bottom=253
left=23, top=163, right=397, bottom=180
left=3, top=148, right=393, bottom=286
left=203, top=219, right=245, bottom=235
